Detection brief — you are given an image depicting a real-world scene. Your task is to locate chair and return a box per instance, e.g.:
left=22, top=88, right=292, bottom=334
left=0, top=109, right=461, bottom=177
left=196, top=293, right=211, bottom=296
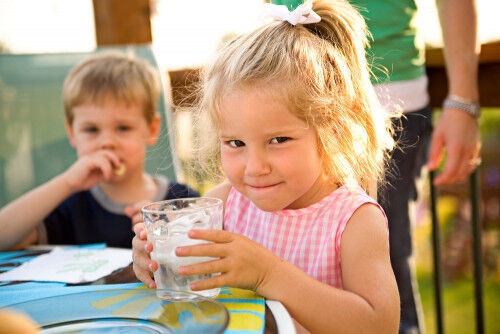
left=0, top=45, right=181, bottom=207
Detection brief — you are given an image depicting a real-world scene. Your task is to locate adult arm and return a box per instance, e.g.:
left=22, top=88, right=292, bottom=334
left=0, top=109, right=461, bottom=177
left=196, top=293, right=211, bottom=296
left=428, top=0, right=481, bottom=185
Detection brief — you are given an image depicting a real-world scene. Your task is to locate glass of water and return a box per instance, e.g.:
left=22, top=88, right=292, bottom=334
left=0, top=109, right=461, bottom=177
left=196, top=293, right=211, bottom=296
left=142, top=197, right=223, bottom=300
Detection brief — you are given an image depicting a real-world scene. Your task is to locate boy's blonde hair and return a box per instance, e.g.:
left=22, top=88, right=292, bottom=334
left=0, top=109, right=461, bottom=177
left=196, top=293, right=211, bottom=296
left=63, top=52, right=160, bottom=124
left=193, top=0, right=397, bottom=189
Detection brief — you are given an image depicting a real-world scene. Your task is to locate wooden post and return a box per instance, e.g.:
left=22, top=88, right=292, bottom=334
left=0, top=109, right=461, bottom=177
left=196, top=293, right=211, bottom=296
left=426, top=42, right=500, bottom=108
left=92, top=0, right=152, bottom=46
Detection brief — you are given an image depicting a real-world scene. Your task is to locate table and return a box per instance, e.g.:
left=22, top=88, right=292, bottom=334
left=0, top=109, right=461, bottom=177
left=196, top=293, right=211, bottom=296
left=0, top=244, right=294, bottom=333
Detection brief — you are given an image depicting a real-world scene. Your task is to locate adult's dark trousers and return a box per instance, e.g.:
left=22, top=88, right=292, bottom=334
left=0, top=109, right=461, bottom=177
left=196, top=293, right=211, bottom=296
left=378, top=106, right=433, bottom=334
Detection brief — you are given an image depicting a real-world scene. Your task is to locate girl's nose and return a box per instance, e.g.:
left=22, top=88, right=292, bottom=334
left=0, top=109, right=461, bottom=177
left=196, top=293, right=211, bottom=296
left=244, top=149, right=271, bottom=177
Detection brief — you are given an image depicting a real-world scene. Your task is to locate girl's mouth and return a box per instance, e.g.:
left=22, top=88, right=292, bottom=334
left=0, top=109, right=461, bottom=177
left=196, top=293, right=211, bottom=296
left=247, top=182, right=281, bottom=189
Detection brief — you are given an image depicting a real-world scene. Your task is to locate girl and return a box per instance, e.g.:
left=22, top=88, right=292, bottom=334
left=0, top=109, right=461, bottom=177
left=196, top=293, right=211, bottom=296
left=132, top=0, right=400, bottom=332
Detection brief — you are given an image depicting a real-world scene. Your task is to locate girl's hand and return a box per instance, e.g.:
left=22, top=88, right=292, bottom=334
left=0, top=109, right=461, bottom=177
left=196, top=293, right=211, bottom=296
left=132, top=223, right=158, bottom=288
left=175, top=229, right=281, bottom=296
left=62, top=150, right=122, bottom=193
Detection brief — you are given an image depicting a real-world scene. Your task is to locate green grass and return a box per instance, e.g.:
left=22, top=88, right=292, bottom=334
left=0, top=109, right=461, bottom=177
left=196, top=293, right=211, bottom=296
left=417, top=271, right=500, bottom=333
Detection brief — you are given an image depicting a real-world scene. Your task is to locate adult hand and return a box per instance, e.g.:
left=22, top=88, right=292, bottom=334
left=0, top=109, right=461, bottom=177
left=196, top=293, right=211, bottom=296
left=125, top=200, right=150, bottom=229
left=175, top=229, right=282, bottom=296
left=62, top=150, right=122, bottom=192
left=132, top=223, right=157, bottom=288
left=427, top=108, right=481, bottom=185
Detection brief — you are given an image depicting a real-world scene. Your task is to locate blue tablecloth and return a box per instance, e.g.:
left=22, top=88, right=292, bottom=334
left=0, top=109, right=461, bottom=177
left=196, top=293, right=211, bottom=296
left=0, top=244, right=265, bottom=333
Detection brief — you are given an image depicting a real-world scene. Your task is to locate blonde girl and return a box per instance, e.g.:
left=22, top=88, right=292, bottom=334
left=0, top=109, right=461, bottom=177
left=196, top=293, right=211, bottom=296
left=132, top=0, right=400, bottom=332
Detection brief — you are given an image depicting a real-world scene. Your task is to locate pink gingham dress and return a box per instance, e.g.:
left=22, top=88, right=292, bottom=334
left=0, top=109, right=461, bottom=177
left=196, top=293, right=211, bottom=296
left=223, top=185, right=386, bottom=288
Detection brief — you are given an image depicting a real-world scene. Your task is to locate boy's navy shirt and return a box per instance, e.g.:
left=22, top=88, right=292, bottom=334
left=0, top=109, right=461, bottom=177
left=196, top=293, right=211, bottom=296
left=43, top=179, right=199, bottom=248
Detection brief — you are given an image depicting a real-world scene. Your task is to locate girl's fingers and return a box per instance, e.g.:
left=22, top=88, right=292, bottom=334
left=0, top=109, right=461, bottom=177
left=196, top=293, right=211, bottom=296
left=188, top=229, right=234, bottom=243
left=176, top=242, right=226, bottom=258
left=133, top=263, right=157, bottom=289
left=189, top=273, right=226, bottom=291
left=133, top=223, right=146, bottom=237
left=132, top=236, right=155, bottom=270
left=178, top=258, right=227, bottom=276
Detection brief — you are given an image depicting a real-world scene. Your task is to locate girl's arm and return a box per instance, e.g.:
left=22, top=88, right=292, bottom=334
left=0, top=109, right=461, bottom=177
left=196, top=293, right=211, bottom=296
left=261, top=204, right=399, bottom=333
left=203, top=180, right=231, bottom=221
left=182, top=203, right=399, bottom=333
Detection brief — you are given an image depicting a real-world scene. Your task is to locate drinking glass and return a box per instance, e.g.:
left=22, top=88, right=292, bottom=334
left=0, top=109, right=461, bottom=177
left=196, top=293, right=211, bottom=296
left=142, top=197, right=223, bottom=300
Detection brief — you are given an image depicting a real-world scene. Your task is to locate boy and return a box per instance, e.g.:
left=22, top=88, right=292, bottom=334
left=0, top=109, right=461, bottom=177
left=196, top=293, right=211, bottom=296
left=0, top=52, right=198, bottom=250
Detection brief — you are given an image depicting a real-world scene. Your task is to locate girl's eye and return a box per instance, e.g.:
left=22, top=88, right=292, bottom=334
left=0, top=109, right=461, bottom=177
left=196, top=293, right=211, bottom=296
left=117, top=125, right=131, bottom=132
left=270, top=137, right=290, bottom=144
left=228, top=140, right=245, bottom=148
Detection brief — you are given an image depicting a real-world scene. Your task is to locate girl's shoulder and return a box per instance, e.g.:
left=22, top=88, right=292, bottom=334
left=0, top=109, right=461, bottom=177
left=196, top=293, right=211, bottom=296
left=203, top=181, right=232, bottom=206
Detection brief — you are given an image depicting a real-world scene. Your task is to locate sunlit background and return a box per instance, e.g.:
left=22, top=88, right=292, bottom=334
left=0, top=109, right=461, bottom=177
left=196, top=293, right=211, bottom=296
left=1, top=0, right=500, bottom=68
left=1, top=1, right=499, bottom=333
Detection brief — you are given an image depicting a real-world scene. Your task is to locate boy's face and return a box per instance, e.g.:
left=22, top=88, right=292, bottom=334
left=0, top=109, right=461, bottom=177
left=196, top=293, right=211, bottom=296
left=66, top=100, right=160, bottom=182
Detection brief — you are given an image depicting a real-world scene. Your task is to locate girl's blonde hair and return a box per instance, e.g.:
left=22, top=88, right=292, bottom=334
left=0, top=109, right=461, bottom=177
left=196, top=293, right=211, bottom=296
left=63, top=52, right=160, bottom=124
left=192, top=0, right=397, bottom=190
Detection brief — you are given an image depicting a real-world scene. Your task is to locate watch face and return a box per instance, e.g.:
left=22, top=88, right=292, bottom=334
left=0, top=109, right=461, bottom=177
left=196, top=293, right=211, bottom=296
left=443, top=98, right=480, bottom=118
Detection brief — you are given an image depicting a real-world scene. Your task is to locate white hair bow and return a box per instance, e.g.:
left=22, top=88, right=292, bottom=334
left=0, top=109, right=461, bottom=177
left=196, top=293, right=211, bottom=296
left=262, top=1, right=321, bottom=26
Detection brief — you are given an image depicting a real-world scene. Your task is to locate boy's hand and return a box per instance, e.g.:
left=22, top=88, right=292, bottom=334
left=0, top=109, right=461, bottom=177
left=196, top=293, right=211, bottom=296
left=125, top=200, right=149, bottom=229
left=63, top=150, right=122, bottom=192
left=175, top=229, right=281, bottom=296
left=132, top=222, right=158, bottom=288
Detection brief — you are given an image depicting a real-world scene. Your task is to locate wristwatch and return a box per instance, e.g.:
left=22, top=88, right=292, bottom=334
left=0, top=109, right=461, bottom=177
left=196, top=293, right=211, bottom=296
left=443, top=95, right=481, bottom=119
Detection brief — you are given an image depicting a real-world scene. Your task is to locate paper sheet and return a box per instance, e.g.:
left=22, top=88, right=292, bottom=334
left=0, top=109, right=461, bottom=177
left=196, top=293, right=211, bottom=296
left=0, top=247, right=132, bottom=284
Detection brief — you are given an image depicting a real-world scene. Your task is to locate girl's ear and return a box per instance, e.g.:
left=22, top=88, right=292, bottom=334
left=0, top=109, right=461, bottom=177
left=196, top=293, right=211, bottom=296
left=147, top=113, right=161, bottom=146
left=65, top=120, right=77, bottom=148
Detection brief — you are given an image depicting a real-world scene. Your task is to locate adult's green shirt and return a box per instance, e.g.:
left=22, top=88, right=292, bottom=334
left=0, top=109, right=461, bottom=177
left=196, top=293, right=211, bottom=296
left=350, top=0, right=426, bottom=84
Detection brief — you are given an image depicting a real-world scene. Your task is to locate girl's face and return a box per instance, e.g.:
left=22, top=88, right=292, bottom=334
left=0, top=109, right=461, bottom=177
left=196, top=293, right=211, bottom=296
left=66, top=100, right=160, bottom=182
left=219, top=87, right=335, bottom=211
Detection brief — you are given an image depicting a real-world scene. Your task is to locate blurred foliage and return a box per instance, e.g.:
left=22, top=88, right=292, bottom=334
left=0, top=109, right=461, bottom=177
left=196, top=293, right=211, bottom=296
left=0, top=41, right=11, bottom=53
left=416, top=108, right=500, bottom=333
left=418, top=271, right=500, bottom=334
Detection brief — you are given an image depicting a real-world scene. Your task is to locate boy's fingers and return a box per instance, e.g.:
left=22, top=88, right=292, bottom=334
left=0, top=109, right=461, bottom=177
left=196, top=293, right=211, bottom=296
left=93, top=156, right=113, bottom=180
left=124, top=206, right=135, bottom=217
left=131, top=213, right=144, bottom=228
left=99, top=150, right=121, bottom=168
left=125, top=200, right=149, bottom=216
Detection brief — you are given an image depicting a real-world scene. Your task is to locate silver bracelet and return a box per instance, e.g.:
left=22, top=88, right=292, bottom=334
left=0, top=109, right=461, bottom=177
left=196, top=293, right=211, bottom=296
left=443, top=94, right=481, bottom=119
